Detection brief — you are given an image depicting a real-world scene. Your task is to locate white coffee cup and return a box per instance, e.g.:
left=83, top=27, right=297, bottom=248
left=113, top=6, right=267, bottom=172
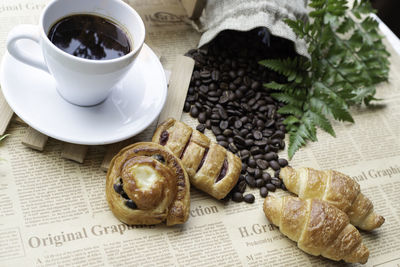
left=6, top=0, right=145, bottom=106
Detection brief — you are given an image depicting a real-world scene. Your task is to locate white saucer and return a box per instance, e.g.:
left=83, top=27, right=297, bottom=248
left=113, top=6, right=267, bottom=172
left=0, top=43, right=167, bottom=145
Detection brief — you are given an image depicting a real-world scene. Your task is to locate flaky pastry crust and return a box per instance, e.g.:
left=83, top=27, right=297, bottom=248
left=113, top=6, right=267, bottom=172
left=152, top=118, right=242, bottom=199
left=280, top=166, right=384, bottom=231
left=106, top=142, right=190, bottom=226
left=264, top=196, right=369, bottom=264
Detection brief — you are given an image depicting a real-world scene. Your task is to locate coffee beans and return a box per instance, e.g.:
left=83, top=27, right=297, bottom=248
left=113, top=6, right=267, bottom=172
left=196, top=124, right=205, bottom=133
left=256, top=159, right=268, bottom=170
left=253, top=131, right=263, bottom=140
left=219, top=120, right=229, bottom=130
left=232, top=192, right=244, bottom=202
left=211, top=126, right=222, bottom=135
left=256, top=178, right=265, bottom=188
left=268, top=160, right=280, bottom=171
left=264, top=152, right=277, bottom=161
left=245, top=175, right=256, bottom=188
left=262, top=172, right=271, bottom=182
left=248, top=158, right=256, bottom=168
left=243, top=193, right=255, bottom=203
left=190, top=106, right=199, bottom=118
left=236, top=180, right=246, bottom=193
left=278, top=158, right=289, bottom=167
left=266, top=183, right=276, bottom=192
left=184, top=102, right=190, bottom=112
left=185, top=28, right=295, bottom=203
left=234, top=120, right=243, bottom=129
left=260, top=187, right=268, bottom=197
left=198, top=112, right=207, bottom=123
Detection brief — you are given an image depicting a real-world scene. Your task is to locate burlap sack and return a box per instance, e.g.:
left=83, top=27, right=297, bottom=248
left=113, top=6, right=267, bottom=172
left=194, top=0, right=309, bottom=57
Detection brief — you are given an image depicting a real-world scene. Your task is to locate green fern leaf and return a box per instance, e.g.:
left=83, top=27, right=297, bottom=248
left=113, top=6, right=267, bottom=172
left=284, top=19, right=306, bottom=38
left=259, top=0, right=390, bottom=159
left=277, top=105, right=304, bottom=117
left=0, top=135, right=9, bottom=142
left=330, top=103, right=354, bottom=122
left=287, top=124, right=310, bottom=159
left=283, top=115, right=300, bottom=125
left=307, top=110, right=336, bottom=136
left=310, top=9, right=326, bottom=18
left=259, top=58, right=302, bottom=80
left=351, top=86, right=376, bottom=104
left=263, top=81, right=287, bottom=90
left=337, top=17, right=355, bottom=34
left=302, top=117, right=317, bottom=141
left=270, top=93, right=303, bottom=106
left=309, top=0, right=325, bottom=9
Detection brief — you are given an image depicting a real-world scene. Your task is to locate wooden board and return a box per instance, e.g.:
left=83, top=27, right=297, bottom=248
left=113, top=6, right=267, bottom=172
left=61, top=143, right=88, bottom=163
left=58, top=45, right=166, bottom=165
left=157, top=55, right=195, bottom=125
left=12, top=115, right=27, bottom=125
left=100, top=138, right=136, bottom=172
left=7, top=45, right=175, bottom=165
left=0, top=90, right=13, bottom=135
left=180, top=0, right=206, bottom=19
left=100, top=120, right=160, bottom=171
left=101, top=56, right=194, bottom=171
left=21, top=127, right=48, bottom=151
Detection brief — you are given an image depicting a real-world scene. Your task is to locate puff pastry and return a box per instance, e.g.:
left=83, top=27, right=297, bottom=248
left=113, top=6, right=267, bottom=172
left=152, top=118, right=242, bottom=199
left=106, top=142, right=190, bottom=226
left=264, top=196, right=369, bottom=264
left=280, top=166, right=384, bottom=231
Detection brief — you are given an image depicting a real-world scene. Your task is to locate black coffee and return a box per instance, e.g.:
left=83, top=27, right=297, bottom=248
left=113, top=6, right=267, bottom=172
left=48, top=14, right=131, bottom=60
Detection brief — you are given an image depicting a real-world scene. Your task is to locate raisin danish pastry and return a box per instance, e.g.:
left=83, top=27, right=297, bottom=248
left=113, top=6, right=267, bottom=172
left=152, top=118, right=242, bottom=199
left=106, top=142, right=190, bottom=226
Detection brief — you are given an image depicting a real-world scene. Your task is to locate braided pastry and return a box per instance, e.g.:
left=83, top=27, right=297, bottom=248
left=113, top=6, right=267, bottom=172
left=152, top=118, right=242, bottom=199
left=106, top=142, right=190, bottom=226
left=280, top=166, right=384, bottom=231
left=264, top=196, right=369, bottom=264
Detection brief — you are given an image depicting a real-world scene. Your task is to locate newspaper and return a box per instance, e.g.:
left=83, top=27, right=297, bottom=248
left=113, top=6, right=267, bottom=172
left=1, top=0, right=400, bottom=266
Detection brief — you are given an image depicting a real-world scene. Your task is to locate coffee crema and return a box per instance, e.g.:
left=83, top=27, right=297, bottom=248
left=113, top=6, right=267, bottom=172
left=48, top=14, right=131, bottom=60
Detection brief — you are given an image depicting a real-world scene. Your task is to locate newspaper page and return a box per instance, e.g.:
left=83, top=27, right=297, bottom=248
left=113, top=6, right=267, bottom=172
left=1, top=0, right=400, bottom=266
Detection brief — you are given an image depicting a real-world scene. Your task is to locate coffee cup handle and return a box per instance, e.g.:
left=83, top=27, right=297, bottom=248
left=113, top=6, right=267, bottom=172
left=6, top=24, right=49, bottom=73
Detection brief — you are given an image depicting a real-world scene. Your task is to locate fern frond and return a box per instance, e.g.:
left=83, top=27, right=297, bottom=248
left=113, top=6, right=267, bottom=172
left=277, top=105, right=304, bottom=117
left=263, top=81, right=289, bottom=91
left=259, top=58, right=298, bottom=79
left=270, top=93, right=304, bottom=106
left=287, top=124, right=310, bottom=159
left=306, top=110, right=336, bottom=137
left=259, top=0, right=389, bottom=159
left=337, top=17, right=355, bottom=34
left=329, top=102, right=354, bottom=122
left=0, top=134, right=9, bottom=142
left=283, top=115, right=300, bottom=126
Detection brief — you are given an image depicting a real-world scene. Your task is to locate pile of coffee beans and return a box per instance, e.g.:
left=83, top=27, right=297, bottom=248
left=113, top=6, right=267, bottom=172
left=184, top=28, right=296, bottom=203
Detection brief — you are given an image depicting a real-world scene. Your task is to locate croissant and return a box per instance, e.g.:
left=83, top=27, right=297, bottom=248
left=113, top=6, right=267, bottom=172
left=106, top=142, right=190, bottom=226
left=152, top=118, right=242, bottom=199
left=280, top=166, right=384, bottom=231
left=264, top=196, right=369, bottom=264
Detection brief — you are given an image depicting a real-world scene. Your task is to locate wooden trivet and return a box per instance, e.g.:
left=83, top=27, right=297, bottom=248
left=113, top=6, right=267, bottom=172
left=21, top=127, right=48, bottom=151
left=180, top=0, right=206, bottom=19
left=0, top=90, right=13, bottom=136
left=157, top=55, right=195, bottom=125
left=2, top=55, right=194, bottom=169
left=101, top=55, right=195, bottom=171
left=61, top=143, right=88, bottom=163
